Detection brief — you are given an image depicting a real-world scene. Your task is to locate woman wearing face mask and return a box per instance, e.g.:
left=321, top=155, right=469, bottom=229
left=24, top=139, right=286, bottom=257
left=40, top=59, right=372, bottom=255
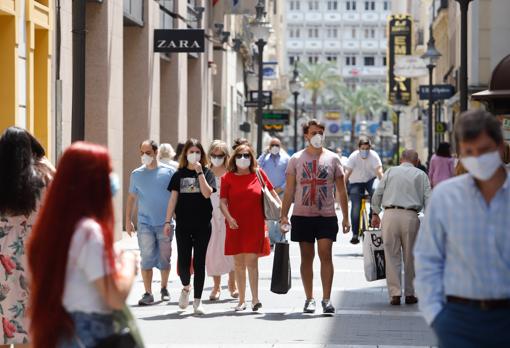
left=205, top=140, right=238, bottom=301
left=164, top=139, right=216, bottom=315
left=220, top=143, right=280, bottom=312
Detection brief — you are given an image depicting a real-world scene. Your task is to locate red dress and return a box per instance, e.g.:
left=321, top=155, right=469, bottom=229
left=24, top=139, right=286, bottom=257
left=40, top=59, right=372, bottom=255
left=220, top=170, right=274, bottom=255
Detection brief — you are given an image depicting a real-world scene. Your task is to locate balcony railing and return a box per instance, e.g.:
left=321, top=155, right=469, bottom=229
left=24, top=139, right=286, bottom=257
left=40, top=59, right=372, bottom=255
left=124, top=0, right=144, bottom=27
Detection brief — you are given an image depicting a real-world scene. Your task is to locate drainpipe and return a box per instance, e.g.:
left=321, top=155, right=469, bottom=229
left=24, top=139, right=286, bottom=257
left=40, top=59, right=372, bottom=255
left=71, top=0, right=86, bottom=141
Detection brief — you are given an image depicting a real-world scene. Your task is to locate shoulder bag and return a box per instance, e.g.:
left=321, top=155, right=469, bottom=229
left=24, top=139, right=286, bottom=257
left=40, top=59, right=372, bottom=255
left=255, top=169, right=281, bottom=221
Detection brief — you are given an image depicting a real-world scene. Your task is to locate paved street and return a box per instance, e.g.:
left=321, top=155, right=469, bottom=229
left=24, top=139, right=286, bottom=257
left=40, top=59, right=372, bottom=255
left=119, top=213, right=436, bottom=348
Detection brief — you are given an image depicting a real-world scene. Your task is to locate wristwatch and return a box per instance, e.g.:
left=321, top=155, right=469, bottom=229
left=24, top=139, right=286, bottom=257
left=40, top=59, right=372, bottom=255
left=197, top=171, right=204, bottom=176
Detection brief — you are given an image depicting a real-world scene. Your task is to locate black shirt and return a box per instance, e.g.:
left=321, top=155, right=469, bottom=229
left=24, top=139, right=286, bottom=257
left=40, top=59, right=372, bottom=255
left=167, top=167, right=217, bottom=225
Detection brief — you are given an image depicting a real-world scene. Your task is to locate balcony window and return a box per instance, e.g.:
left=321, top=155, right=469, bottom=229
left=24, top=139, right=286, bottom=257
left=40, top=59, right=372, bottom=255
left=345, top=56, right=357, bottom=66
left=308, top=28, right=319, bottom=38
left=327, top=1, right=338, bottom=10
left=364, top=1, right=375, bottom=11
left=124, top=0, right=144, bottom=27
left=383, top=57, right=387, bottom=66
left=364, top=56, right=375, bottom=66
left=327, top=28, right=338, bottom=38
left=308, top=1, right=319, bottom=10
left=346, top=1, right=356, bottom=11
left=326, top=55, right=338, bottom=63
left=308, top=56, right=319, bottom=64
left=383, top=1, right=390, bottom=11
left=160, top=0, right=174, bottom=30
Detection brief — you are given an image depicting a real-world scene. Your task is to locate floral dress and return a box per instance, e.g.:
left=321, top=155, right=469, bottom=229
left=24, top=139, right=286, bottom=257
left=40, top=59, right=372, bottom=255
left=0, top=212, right=37, bottom=345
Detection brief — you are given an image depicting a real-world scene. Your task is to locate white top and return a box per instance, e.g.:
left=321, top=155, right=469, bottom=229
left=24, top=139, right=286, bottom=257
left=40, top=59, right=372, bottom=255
left=62, top=218, right=112, bottom=314
left=345, top=149, right=382, bottom=183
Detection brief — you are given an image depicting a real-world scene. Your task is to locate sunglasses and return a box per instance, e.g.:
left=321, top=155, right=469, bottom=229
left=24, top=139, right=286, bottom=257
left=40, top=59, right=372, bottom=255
left=210, top=154, right=225, bottom=159
left=235, top=153, right=251, bottom=159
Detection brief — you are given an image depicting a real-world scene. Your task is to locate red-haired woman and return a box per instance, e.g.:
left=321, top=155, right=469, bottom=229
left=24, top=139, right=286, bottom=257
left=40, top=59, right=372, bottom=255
left=0, top=127, right=46, bottom=348
left=28, top=142, right=138, bottom=348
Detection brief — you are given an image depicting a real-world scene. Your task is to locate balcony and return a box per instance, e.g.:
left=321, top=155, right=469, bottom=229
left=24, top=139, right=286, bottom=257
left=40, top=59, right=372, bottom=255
left=124, top=0, right=144, bottom=27
left=304, top=13, right=323, bottom=23
left=27, top=0, right=50, bottom=29
left=323, top=13, right=341, bottom=23
left=305, top=40, right=323, bottom=51
left=342, top=40, right=360, bottom=51
left=361, top=13, right=379, bottom=23
left=323, top=40, right=341, bottom=50
left=286, top=40, right=305, bottom=50
left=342, top=13, right=360, bottom=22
left=287, top=13, right=305, bottom=23
left=361, top=40, right=379, bottom=51
left=0, top=0, right=15, bottom=15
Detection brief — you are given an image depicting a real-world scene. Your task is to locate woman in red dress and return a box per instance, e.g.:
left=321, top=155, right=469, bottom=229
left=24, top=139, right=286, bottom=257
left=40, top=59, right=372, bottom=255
left=220, top=143, right=280, bottom=312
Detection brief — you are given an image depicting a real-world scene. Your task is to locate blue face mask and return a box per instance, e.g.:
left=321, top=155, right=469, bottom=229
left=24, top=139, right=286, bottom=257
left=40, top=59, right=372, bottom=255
left=109, top=173, right=120, bottom=197
left=360, top=150, right=369, bottom=159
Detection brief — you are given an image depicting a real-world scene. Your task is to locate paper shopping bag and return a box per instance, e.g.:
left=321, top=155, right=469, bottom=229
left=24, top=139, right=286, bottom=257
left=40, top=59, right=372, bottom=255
left=363, top=229, right=386, bottom=281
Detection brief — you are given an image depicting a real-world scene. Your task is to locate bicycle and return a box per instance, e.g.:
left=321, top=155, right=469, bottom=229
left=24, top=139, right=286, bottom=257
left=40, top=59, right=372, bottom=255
left=357, top=193, right=371, bottom=240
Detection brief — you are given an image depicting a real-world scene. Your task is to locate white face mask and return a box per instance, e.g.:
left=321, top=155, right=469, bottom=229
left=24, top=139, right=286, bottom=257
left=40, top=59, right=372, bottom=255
left=310, top=134, right=324, bottom=149
left=360, top=149, right=369, bottom=159
left=141, top=154, right=154, bottom=166
left=270, top=146, right=280, bottom=155
left=211, top=157, right=225, bottom=168
left=187, top=153, right=201, bottom=165
left=460, top=150, right=502, bottom=181
left=236, top=158, right=251, bottom=169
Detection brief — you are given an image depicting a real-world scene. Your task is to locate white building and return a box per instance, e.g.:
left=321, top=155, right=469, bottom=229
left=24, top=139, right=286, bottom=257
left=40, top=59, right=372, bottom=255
left=284, top=0, right=391, bottom=89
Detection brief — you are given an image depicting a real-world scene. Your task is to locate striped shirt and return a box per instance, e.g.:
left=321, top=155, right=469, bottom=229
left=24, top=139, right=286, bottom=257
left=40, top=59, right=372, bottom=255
left=414, top=171, right=510, bottom=325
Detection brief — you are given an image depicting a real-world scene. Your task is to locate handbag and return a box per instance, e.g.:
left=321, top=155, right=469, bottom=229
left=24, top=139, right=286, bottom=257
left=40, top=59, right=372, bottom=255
left=270, top=234, right=292, bottom=294
left=94, top=305, right=145, bottom=348
left=362, top=229, right=386, bottom=281
left=255, top=169, right=281, bottom=221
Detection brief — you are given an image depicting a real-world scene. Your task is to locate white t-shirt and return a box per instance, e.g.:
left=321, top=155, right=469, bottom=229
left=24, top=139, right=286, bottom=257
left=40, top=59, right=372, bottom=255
left=62, top=218, right=112, bottom=314
left=345, top=149, right=382, bottom=183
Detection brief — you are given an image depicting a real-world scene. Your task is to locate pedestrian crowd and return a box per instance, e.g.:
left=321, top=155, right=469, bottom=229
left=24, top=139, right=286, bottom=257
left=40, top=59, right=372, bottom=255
left=0, top=109, right=509, bottom=348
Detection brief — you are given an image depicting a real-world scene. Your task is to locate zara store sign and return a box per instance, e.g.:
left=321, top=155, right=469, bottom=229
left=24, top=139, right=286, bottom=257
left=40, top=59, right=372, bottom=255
left=154, top=29, right=205, bottom=53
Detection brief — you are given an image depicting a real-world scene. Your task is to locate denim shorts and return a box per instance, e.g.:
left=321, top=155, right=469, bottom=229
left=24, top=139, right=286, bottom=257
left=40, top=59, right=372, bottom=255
left=58, top=311, right=114, bottom=348
left=137, top=223, right=173, bottom=270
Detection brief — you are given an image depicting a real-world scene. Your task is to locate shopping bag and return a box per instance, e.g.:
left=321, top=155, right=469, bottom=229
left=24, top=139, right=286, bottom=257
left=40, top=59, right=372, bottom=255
left=270, top=238, right=291, bottom=294
left=362, top=229, right=386, bottom=281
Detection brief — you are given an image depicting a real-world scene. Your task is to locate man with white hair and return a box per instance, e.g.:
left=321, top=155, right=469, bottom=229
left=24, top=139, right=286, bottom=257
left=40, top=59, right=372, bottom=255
left=159, top=143, right=179, bottom=169
left=371, top=149, right=431, bottom=306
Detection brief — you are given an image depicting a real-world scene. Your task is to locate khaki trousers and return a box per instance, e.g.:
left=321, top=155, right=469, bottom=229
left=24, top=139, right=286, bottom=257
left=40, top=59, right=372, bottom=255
left=381, top=209, right=420, bottom=297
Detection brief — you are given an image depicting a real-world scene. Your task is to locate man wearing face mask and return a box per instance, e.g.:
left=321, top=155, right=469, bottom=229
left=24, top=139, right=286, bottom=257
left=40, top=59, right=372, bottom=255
left=281, top=119, right=350, bottom=314
left=258, top=138, right=290, bottom=246
left=344, top=137, right=384, bottom=244
left=126, top=140, right=175, bottom=306
left=415, top=110, right=510, bottom=348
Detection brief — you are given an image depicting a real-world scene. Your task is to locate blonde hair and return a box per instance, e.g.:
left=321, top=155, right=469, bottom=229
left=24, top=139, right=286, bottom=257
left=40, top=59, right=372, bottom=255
left=159, top=143, right=176, bottom=160
left=208, top=140, right=230, bottom=167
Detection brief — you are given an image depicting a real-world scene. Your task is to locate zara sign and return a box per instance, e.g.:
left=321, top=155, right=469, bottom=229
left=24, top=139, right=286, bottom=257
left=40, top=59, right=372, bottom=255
left=154, top=29, right=205, bottom=53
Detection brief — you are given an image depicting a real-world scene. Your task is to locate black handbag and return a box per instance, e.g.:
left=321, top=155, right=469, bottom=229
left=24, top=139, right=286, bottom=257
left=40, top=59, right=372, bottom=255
left=270, top=239, right=292, bottom=294
left=94, top=306, right=144, bottom=348
left=95, top=328, right=138, bottom=348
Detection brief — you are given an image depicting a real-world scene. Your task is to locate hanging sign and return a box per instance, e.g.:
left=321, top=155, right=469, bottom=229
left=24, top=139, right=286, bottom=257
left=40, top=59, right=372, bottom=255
left=387, top=14, right=413, bottom=105
left=419, top=84, right=456, bottom=101
left=154, top=29, right=205, bottom=53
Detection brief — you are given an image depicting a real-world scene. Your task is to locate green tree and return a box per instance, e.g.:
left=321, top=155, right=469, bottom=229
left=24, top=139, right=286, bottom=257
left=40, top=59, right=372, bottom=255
left=297, top=62, right=340, bottom=119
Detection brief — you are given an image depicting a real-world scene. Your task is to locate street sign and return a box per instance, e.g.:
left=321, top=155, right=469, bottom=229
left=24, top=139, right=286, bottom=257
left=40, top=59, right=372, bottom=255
left=262, top=109, right=290, bottom=125
left=435, top=122, right=447, bottom=134
left=419, top=84, right=455, bottom=101
left=263, top=124, right=284, bottom=132
left=244, top=100, right=269, bottom=108
left=154, top=29, right=205, bottom=53
left=249, top=90, right=272, bottom=105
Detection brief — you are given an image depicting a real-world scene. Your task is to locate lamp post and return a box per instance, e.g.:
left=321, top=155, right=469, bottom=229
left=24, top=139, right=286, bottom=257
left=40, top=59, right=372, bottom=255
left=421, top=25, right=442, bottom=163
left=455, top=0, right=473, bottom=112
left=393, top=84, right=405, bottom=163
left=289, top=62, right=303, bottom=152
left=251, top=0, right=271, bottom=156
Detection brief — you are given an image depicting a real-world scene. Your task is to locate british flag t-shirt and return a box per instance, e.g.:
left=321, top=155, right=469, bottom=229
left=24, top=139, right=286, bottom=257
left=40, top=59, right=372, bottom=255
left=286, top=149, right=344, bottom=217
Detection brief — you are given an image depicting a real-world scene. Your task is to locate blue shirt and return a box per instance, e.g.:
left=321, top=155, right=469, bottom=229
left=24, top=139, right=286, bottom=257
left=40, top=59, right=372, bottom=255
left=414, top=171, right=510, bottom=325
left=258, top=151, right=290, bottom=191
left=128, top=164, right=175, bottom=226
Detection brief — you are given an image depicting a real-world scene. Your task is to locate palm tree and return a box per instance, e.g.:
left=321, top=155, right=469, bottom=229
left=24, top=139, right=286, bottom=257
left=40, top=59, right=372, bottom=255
left=297, top=62, right=340, bottom=118
left=330, top=84, right=388, bottom=150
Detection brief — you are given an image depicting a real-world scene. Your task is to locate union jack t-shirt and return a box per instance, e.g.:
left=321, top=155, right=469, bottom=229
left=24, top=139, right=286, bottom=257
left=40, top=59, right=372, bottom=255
left=286, top=149, right=344, bottom=217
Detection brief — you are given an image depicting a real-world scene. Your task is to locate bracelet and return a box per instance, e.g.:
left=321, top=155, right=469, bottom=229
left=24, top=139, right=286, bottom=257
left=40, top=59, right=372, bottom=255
left=164, top=221, right=172, bottom=225
left=197, top=172, right=204, bottom=176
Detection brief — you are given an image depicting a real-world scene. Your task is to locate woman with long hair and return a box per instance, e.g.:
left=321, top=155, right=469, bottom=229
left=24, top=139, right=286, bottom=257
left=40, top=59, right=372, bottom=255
left=205, top=140, right=238, bottom=301
left=28, top=142, right=138, bottom=348
left=220, top=143, right=280, bottom=311
left=428, top=142, right=455, bottom=187
left=164, top=139, right=216, bottom=315
left=0, top=127, right=45, bottom=348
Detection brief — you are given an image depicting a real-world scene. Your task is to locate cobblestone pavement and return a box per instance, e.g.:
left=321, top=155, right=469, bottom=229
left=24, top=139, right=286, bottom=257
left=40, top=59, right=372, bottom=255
left=120, top=212, right=436, bottom=348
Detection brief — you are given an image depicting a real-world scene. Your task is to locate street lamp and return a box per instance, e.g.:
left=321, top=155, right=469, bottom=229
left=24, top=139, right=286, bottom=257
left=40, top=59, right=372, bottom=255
left=289, top=62, right=303, bottom=152
left=251, top=0, right=272, bottom=155
left=421, top=25, right=442, bottom=163
left=455, top=0, right=473, bottom=112
left=392, top=83, right=406, bottom=163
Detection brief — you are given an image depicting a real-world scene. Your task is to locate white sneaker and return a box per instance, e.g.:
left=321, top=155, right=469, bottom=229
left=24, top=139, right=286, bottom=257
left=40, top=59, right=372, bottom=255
left=193, top=299, right=205, bottom=315
left=178, top=288, right=190, bottom=310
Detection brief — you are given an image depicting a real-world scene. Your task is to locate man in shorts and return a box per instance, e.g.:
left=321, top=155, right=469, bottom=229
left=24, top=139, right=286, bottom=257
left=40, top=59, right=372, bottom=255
left=281, top=119, right=350, bottom=314
left=126, top=140, right=175, bottom=305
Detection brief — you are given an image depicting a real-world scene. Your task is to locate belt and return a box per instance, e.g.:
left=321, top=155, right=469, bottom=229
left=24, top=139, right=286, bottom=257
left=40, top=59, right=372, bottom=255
left=447, top=296, right=510, bottom=310
left=384, top=206, right=419, bottom=213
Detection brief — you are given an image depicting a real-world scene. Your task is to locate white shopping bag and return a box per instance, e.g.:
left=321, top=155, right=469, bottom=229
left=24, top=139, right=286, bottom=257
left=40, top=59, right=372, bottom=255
left=363, top=229, right=386, bottom=281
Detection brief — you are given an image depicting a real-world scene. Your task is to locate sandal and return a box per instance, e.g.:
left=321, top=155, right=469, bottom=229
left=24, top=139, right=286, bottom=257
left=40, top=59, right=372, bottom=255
left=252, top=302, right=262, bottom=312
left=234, top=303, right=247, bottom=311
left=209, top=288, right=221, bottom=301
